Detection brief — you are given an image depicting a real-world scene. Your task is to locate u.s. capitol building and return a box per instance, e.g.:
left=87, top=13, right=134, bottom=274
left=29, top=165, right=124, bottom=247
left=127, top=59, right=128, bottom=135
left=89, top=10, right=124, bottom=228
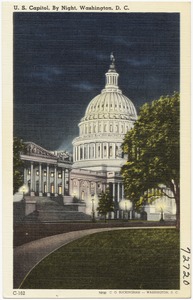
left=17, top=55, right=176, bottom=221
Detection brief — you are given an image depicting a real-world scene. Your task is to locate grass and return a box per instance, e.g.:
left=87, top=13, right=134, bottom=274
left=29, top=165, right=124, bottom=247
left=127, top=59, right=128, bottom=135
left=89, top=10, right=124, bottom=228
left=14, top=220, right=175, bottom=247
left=21, top=229, right=179, bottom=290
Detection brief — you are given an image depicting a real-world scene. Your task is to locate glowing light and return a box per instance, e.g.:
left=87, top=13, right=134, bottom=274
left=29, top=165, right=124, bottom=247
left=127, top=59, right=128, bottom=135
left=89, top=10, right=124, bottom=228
left=119, top=199, right=132, bottom=211
left=19, top=185, right=29, bottom=194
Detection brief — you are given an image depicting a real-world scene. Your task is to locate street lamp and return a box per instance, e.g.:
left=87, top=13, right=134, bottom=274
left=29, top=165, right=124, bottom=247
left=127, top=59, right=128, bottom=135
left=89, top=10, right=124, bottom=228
left=125, top=201, right=128, bottom=220
left=160, top=207, right=164, bottom=222
left=91, top=194, right=95, bottom=222
left=119, top=200, right=132, bottom=220
left=155, top=200, right=167, bottom=222
left=73, top=191, right=76, bottom=201
left=19, top=185, right=28, bottom=201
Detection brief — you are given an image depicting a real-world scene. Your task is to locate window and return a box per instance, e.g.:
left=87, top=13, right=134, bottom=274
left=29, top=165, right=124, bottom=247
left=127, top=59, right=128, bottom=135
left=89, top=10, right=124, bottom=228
left=116, top=146, right=118, bottom=156
left=80, top=148, right=83, bottom=160
left=58, top=186, right=62, bottom=195
left=104, top=146, right=107, bottom=156
left=51, top=184, right=54, bottom=193
left=98, top=146, right=100, bottom=156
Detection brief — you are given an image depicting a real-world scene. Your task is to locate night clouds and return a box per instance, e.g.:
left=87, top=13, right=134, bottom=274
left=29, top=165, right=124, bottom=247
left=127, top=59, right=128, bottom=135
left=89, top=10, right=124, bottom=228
left=14, top=12, right=179, bottom=151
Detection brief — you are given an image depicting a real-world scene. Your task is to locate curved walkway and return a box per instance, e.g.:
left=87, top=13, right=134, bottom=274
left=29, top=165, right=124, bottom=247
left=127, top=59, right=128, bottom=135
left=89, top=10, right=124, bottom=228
left=14, top=226, right=174, bottom=288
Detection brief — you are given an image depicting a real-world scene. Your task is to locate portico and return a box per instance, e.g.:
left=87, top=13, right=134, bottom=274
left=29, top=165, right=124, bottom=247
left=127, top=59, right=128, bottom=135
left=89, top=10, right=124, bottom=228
left=21, top=142, right=72, bottom=197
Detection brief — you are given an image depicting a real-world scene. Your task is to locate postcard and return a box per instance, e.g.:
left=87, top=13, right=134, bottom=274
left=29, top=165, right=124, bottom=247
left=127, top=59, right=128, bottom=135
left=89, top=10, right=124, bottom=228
left=2, top=1, right=191, bottom=299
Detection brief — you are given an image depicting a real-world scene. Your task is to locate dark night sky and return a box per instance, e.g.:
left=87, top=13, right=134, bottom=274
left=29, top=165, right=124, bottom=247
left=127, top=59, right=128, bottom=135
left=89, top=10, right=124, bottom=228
left=14, top=12, right=179, bottom=152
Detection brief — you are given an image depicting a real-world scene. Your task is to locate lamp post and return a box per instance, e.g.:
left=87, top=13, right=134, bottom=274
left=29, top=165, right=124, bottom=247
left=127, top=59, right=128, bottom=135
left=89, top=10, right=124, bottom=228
left=125, top=201, right=128, bottom=220
left=20, top=185, right=27, bottom=201
left=119, top=200, right=132, bottom=221
left=91, top=195, right=95, bottom=222
left=156, top=200, right=166, bottom=223
left=73, top=191, right=76, bottom=202
left=160, top=207, right=164, bottom=222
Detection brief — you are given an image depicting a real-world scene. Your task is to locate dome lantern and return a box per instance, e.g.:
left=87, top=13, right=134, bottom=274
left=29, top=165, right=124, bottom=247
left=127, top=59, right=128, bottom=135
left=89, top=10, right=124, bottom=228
left=104, top=53, right=119, bottom=91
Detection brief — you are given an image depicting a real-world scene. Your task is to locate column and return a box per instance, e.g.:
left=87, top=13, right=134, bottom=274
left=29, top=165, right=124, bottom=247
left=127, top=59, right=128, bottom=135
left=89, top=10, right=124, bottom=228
left=95, top=182, right=97, bottom=195
left=24, top=167, right=27, bottom=185
left=83, top=145, right=85, bottom=160
left=93, top=143, right=96, bottom=159
left=117, top=183, right=120, bottom=202
left=68, top=169, right=71, bottom=195
left=78, top=146, right=80, bottom=161
left=100, top=143, right=102, bottom=158
left=112, top=183, right=117, bottom=219
left=113, top=143, right=116, bottom=159
left=113, top=183, right=115, bottom=201
left=46, top=164, right=50, bottom=196
left=62, top=168, right=65, bottom=195
left=73, top=147, right=75, bottom=162
left=77, top=180, right=80, bottom=198
left=30, top=162, right=34, bottom=195
left=87, top=144, right=90, bottom=159
left=122, top=183, right=124, bottom=200
left=54, top=165, right=57, bottom=196
left=39, top=163, right=42, bottom=196
left=75, top=146, right=78, bottom=161
left=106, top=143, right=109, bottom=159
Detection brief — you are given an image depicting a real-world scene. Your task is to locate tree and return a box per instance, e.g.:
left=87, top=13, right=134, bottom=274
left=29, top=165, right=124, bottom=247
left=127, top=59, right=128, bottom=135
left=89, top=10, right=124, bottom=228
left=97, top=189, right=114, bottom=222
left=13, top=137, right=26, bottom=194
left=121, top=93, right=180, bottom=229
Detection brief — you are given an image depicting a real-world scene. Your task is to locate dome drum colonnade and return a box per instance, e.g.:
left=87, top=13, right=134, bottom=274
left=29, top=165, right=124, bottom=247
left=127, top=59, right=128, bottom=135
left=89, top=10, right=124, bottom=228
left=71, top=54, right=137, bottom=216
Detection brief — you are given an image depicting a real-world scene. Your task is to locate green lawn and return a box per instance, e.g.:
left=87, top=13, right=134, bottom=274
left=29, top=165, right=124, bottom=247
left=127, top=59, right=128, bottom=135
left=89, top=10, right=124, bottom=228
left=21, top=229, right=179, bottom=290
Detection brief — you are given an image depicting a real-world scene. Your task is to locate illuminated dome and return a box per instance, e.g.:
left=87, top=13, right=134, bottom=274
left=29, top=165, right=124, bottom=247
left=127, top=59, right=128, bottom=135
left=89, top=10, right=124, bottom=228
left=72, top=54, right=137, bottom=171
left=83, top=63, right=137, bottom=122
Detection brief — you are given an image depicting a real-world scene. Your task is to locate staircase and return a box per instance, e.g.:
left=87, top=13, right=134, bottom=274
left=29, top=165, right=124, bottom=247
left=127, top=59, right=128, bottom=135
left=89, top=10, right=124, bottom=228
left=21, top=196, right=91, bottom=223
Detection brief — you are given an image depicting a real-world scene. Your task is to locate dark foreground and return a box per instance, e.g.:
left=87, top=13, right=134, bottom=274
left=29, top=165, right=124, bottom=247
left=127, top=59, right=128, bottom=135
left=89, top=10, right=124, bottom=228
left=14, top=220, right=175, bottom=247
left=21, top=228, right=179, bottom=290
